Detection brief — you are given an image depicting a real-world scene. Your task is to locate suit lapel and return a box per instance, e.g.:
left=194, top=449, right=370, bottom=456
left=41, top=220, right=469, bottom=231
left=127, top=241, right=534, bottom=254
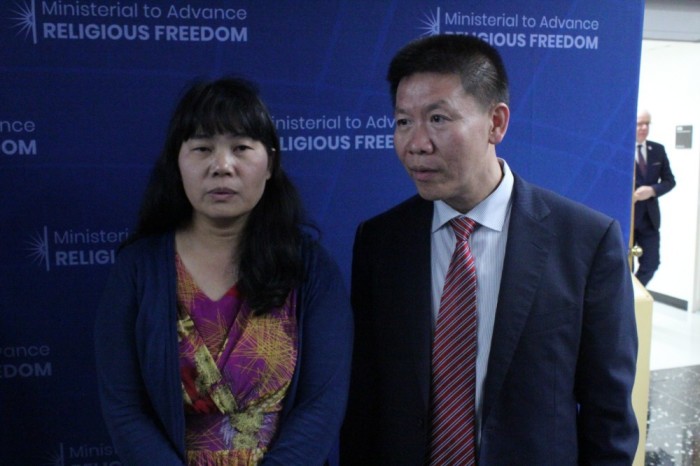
left=480, top=177, right=555, bottom=425
left=401, top=197, right=434, bottom=412
left=372, top=195, right=434, bottom=413
left=646, top=142, right=655, bottom=158
left=646, top=142, right=659, bottom=178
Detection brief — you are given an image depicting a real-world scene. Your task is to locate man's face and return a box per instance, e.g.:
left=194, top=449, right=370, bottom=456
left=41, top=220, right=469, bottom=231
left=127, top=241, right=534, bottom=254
left=393, top=72, right=501, bottom=213
left=636, top=112, right=651, bottom=143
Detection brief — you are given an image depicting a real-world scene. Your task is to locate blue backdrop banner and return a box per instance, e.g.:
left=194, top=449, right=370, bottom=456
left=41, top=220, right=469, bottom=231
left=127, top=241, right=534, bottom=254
left=1, top=1, right=643, bottom=464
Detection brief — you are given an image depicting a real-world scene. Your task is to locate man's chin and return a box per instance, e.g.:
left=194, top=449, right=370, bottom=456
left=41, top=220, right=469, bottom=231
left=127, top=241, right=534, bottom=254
left=414, top=186, right=439, bottom=201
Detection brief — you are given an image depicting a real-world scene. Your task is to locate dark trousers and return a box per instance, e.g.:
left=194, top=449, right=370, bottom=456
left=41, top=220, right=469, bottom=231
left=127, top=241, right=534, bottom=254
left=634, top=215, right=660, bottom=286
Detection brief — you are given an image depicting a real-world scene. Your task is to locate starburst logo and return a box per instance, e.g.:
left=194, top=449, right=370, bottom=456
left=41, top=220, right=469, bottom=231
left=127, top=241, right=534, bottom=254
left=40, top=443, right=65, bottom=466
left=419, top=7, right=441, bottom=36
left=27, top=226, right=50, bottom=271
left=10, top=0, right=37, bottom=44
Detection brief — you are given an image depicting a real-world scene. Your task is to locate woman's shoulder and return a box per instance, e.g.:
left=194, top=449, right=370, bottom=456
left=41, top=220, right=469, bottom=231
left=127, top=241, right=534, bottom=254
left=296, top=231, right=350, bottom=322
left=299, top=231, right=343, bottom=278
left=116, top=232, right=174, bottom=265
left=299, top=229, right=326, bottom=260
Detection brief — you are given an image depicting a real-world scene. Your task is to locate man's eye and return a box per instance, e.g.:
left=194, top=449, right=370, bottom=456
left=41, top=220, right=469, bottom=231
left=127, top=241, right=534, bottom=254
left=396, top=118, right=409, bottom=127
left=430, top=115, right=447, bottom=123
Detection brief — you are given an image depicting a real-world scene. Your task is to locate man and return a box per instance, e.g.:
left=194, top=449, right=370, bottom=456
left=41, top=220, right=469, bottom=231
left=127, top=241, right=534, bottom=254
left=633, top=109, right=675, bottom=286
left=340, top=35, right=638, bottom=465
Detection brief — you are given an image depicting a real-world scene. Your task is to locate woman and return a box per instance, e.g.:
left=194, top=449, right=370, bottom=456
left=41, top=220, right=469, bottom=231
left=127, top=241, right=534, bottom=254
left=94, top=77, right=352, bottom=465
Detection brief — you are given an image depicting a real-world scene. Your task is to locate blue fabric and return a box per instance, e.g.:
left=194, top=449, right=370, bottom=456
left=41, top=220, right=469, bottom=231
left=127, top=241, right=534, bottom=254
left=95, top=232, right=352, bottom=466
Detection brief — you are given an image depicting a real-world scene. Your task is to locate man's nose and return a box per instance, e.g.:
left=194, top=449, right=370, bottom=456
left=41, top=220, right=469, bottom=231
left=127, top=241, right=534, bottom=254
left=407, top=124, right=434, bottom=154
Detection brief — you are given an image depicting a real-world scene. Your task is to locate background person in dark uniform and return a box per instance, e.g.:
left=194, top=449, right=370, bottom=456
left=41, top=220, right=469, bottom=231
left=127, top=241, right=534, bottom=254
left=633, top=109, right=676, bottom=286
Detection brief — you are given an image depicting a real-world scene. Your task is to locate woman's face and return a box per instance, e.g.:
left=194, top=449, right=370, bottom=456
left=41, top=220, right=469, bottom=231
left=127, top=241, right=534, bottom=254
left=178, top=132, right=271, bottom=228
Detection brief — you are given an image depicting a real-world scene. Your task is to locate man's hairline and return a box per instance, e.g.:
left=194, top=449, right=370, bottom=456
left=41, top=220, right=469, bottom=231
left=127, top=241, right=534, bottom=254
left=392, top=70, right=502, bottom=113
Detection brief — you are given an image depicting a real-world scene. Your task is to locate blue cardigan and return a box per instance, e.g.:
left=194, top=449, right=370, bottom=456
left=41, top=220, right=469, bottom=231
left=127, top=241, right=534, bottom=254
left=94, top=233, right=353, bottom=465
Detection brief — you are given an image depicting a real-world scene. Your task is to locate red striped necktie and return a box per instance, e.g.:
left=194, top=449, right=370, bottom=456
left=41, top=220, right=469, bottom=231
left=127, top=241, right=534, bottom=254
left=637, top=144, right=647, bottom=178
left=428, top=216, right=479, bottom=465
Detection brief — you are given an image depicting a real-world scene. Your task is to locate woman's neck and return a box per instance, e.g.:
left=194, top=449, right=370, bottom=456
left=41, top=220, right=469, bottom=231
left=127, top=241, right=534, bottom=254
left=175, top=220, right=244, bottom=300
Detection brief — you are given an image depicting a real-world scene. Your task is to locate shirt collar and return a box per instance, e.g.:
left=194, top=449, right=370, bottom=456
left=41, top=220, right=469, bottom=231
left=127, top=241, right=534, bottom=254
left=432, top=159, right=514, bottom=233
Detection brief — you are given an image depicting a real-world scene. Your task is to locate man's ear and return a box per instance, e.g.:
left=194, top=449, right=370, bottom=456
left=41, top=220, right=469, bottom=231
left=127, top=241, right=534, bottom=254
left=489, top=103, right=510, bottom=145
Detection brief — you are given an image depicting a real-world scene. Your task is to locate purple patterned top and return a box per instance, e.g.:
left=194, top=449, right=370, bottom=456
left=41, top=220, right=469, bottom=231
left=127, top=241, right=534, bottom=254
left=176, top=255, right=298, bottom=465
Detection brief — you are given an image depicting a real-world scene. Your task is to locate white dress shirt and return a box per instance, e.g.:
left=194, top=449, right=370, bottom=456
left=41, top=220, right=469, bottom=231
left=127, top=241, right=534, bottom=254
left=430, top=158, right=514, bottom=437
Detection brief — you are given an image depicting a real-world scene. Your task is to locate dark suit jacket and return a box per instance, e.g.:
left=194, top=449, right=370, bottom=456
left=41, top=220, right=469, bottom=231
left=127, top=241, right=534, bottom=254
left=635, top=140, right=675, bottom=230
left=340, top=174, right=639, bottom=465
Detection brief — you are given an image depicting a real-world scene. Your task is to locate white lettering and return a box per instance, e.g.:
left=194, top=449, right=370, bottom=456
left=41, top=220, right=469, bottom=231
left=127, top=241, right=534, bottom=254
left=279, top=135, right=351, bottom=152
left=1, top=139, right=37, bottom=155
left=365, top=116, right=395, bottom=129
left=0, top=362, right=52, bottom=378
left=154, top=25, right=247, bottom=42
left=529, top=34, right=598, bottom=49
left=166, top=5, right=247, bottom=20
left=0, top=120, right=35, bottom=133
left=354, top=134, right=394, bottom=150
left=55, top=249, right=116, bottom=266
left=0, top=345, right=50, bottom=358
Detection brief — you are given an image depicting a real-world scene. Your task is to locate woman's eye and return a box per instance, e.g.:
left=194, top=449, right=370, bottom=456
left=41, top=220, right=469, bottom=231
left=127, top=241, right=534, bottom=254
left=395, top=118, right=409, bottom=127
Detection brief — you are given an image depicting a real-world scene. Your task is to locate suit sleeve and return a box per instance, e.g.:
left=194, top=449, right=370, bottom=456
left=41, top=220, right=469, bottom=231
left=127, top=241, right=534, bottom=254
left=261, top=241, right=353, bottom=466
left=575, top=220, right=639, bottom=464
left=94, top=249, right=185, bottom=465
left=339, top=222, right=380, bottom=465
left=651, top=144, right=676, bottom=197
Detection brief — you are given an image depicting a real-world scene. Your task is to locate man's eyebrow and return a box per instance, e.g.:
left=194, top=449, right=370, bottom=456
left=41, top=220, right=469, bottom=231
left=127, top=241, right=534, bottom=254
left=395, top=99, right=450, bottom=115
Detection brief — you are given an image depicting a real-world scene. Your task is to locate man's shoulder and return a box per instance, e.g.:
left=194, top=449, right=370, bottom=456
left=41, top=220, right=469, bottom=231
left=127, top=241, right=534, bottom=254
left=362, top=194, right=432, bottom=227
left=513, top=175, right=613, bottom=227
left=646, top=139, right=666, bottom=151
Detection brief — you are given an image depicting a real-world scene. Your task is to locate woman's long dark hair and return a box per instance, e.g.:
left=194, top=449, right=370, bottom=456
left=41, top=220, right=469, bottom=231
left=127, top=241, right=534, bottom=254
left=126, top=77, right=306, bottom=314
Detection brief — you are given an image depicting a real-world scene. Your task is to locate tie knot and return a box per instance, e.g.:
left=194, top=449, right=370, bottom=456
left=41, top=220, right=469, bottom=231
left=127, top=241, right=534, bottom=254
left=450, top=216, right=477, bottom=242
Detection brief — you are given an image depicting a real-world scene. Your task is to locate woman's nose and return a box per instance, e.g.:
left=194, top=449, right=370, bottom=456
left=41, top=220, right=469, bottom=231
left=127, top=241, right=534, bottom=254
left=211, top=149, right=234, bottom=176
